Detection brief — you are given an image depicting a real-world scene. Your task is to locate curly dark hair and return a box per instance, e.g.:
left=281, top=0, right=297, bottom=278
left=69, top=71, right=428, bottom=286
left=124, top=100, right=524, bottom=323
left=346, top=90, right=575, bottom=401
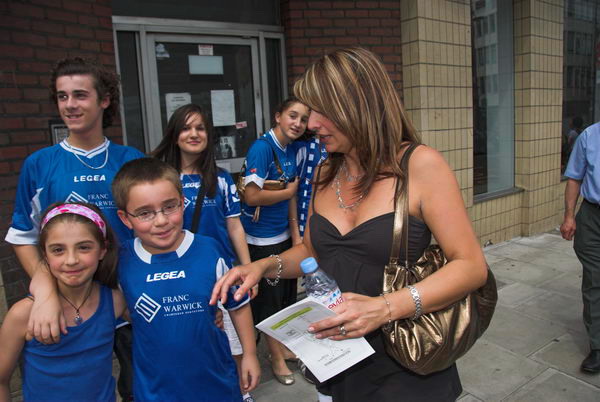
left=49, top=57, right=120, bottom=128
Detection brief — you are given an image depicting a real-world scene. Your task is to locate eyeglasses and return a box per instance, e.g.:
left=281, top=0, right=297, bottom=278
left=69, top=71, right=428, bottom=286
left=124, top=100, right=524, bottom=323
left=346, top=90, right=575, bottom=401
left=126, top=201, right=181, bottom=222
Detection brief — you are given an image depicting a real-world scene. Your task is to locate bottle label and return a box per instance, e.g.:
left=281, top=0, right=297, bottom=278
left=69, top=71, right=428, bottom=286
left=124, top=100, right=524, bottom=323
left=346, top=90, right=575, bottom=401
left=321, top=288, right=343, bottom=310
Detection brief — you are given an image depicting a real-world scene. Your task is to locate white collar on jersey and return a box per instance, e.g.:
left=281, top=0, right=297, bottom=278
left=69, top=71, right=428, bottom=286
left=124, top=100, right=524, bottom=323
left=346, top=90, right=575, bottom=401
left=133, top=229, right=194, bottom=264
left=267, top=129, right=286, bottom=152
left=60, top=137, right=110, bottom=159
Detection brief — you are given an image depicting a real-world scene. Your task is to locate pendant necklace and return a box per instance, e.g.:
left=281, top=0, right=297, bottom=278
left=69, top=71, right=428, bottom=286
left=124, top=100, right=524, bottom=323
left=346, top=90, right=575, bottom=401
left=59, top=284, right=94, bottom=326
left=334, top=164, right=365, bottom=210
left=65, top=139, right=109, bottom=170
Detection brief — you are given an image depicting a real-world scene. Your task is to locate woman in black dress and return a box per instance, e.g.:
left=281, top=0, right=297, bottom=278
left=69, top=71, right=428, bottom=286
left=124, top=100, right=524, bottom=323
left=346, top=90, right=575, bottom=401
left=211, top=47, right=488, bottom=401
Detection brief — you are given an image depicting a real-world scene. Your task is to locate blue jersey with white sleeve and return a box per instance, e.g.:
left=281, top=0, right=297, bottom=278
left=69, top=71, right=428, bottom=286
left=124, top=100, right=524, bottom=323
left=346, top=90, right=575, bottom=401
left=5, top=138, right=144, bottom=245
left=118, top=230, right=247, bottom=401
left=292, top=137, right=327, bottom=237
left=181, top=169, right=240, bottom=265
left=240, top=130, right=297, bottom=244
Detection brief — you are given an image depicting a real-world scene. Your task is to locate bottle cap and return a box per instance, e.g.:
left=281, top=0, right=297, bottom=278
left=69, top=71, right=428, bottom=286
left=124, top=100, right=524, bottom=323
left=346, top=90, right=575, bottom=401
left=300, top=257, right=319, bottom=274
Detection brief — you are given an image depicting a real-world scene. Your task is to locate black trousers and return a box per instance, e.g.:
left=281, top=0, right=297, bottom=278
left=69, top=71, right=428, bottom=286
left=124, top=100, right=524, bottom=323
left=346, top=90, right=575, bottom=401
left=575, top=200, right=600, bottom=350
left=114, top=325, right=134, bottom=400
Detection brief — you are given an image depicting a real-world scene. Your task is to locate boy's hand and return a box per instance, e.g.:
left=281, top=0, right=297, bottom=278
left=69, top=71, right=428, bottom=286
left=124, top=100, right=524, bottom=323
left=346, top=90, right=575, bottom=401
left=27, top=292, right=66, bottom=344
left=239, top=353, right=261, bottom=393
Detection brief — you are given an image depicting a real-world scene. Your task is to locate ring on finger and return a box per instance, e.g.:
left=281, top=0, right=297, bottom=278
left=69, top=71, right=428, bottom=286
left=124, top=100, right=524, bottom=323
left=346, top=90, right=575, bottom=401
left=339, top=325, right=347, bottom=336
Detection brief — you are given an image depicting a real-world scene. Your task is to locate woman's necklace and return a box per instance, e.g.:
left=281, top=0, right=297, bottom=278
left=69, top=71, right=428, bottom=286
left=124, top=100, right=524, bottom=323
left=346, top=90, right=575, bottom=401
left=59, top=284, right=94, bottom=325
left=341, top=161, right=364, bottom=182
left=334, top=166, right=365, bottom=210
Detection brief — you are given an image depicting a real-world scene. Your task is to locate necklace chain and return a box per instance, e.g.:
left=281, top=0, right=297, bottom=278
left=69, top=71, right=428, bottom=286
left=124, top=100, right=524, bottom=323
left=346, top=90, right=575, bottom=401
left=65, top=140, right=109, bottom=170
left=341, top=161, right=364, bottom=182
left=59, top=284, right=94, bottom=326
left=334, top=163, right=365, bottom=210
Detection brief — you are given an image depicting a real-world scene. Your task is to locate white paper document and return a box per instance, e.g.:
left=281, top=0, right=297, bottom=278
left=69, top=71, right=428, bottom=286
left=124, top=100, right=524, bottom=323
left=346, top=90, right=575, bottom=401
left=256, top=297, right=375, bottom=382
left=211, top=89, right=236, bottom=126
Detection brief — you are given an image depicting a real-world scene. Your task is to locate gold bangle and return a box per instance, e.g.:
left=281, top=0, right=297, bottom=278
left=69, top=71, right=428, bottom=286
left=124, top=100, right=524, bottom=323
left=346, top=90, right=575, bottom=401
left=288, top=218, right=297, bottom=221
left=266, top=254, right=283, bottom=286
left=380, top=293, right=392, bottom=327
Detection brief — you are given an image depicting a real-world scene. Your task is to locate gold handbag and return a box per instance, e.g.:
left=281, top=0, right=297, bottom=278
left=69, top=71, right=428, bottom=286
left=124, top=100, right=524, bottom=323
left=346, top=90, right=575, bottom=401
left=381, top=144, right=497, bottom=375
left=237, top=139, right=287, bottom=222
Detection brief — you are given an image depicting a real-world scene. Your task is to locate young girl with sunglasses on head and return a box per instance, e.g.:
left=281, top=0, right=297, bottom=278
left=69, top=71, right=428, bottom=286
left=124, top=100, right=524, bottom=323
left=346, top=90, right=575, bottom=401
left=152, top=103, right=256, bottom=401
left=0, top=202, right=126, bottom=401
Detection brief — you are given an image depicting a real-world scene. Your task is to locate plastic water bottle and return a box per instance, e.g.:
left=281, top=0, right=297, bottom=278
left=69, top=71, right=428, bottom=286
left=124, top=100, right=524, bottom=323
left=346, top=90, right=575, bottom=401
left=300, top=257, right=343, bottom=310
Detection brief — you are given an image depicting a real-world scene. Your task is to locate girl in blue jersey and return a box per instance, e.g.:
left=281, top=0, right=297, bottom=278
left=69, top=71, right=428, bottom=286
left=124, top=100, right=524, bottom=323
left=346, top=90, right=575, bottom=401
left=152, top=103, right=254, bottom=400
left=0, top=202, right=126, bottom=401
left=240, top=97, right=309, bottom=385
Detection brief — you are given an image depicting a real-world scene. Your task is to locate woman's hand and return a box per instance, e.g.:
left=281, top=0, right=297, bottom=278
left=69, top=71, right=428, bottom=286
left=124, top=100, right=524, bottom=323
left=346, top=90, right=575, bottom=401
left=308, top=292, right=389, bottom=341
left=248, top=284, right=259, bottom=300
left=210, top=261, right=268, bottom=305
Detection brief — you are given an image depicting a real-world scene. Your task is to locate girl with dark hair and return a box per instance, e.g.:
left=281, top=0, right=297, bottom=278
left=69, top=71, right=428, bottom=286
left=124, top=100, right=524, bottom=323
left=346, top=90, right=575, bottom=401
left=240, top=97, right=310, bottom=385
left=0, top=202, right=127, bottom=401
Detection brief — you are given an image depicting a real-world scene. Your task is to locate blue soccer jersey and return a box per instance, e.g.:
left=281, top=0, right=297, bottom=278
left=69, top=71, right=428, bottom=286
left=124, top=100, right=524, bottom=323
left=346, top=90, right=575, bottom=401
left=293, top=137, right=327, bottom=237
left=181, top=170, right=240, bottom=265
left=5, top=138, right=144, bottom=245
left=118, top=230, right=248, bottom=401
left=240, top=130, right=297, bottom=244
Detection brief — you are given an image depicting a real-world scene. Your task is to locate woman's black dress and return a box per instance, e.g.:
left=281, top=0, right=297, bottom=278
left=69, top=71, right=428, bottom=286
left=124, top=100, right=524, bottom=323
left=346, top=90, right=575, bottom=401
left=309, top=211, right=463, bottom=402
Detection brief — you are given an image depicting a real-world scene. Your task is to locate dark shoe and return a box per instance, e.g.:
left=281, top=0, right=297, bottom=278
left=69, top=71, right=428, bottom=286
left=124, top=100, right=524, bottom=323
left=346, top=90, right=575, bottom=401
left=581, top=350, right=600, bottom=373
left=298, top=359, right=315, bottom=385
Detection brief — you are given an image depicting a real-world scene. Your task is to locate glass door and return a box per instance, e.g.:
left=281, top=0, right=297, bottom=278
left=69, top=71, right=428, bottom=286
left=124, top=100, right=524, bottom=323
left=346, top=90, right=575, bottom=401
left=145, top=34, right=263, bottom=173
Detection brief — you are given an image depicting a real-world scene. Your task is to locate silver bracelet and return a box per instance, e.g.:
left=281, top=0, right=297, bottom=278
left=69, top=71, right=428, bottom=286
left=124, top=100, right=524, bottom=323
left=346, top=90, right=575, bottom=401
left=407, top=285, right=423, bottom=320
left=380, top=293, right=393, bottom=330
left=265, top=254, right=283, bottom=286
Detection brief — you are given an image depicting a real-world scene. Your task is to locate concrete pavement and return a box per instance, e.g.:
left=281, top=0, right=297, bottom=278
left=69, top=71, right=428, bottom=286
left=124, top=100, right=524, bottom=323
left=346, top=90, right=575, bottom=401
left=252, top=231, right=600, bottom=401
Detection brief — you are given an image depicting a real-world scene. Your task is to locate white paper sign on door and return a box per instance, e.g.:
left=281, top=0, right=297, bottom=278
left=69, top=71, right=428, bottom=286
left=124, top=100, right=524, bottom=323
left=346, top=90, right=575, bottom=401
left=165, top=93, right=191, bottom=121
left=211, top=90, right=236, bottom=127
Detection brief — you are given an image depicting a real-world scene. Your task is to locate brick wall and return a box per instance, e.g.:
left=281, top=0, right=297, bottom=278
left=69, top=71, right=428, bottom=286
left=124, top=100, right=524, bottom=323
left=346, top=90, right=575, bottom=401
left=281, top=0, right=403, bottom=93
left=0, top=0, right=120, bottom=313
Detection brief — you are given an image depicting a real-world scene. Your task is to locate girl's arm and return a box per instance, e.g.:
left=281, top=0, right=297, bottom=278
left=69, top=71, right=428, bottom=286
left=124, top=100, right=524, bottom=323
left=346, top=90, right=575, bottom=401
left=228, top=304, right=260, bottom=393
left=0, top=300, right=30, bottom=402
left=112, top=289, right=129, bottom=320
left=225, top=217, right=258, bottom=299
left=225, top=217, right=251, bottom=265
left=288, top=194, right=302, bottom=245
left=242, top=180, right=299, bottom=207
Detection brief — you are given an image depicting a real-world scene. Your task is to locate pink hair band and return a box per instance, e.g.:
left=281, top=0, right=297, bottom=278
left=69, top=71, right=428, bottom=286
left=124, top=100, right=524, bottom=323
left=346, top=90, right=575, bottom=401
left=41, top=204, right=107, bottom=238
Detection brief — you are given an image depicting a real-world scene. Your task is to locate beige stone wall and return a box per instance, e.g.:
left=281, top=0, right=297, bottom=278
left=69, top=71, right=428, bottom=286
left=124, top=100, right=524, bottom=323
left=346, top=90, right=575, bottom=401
left=401, top=0, right=475, bottom=207
left=514, top=0, right=564, bottom=236
left=402, top=0, right=565, bottom=245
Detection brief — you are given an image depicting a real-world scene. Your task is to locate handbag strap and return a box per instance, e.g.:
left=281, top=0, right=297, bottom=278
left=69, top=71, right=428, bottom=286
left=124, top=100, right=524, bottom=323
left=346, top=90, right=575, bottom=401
left=260, top=137, right=283, bottom=176
left=190, top=179, right=207, bottom=234
left=389, top=143, right=419, bottom=266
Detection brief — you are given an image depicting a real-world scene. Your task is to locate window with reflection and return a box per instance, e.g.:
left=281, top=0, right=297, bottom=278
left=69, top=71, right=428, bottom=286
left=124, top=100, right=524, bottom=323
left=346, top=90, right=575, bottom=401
left=561, top=0, right=600, bottom=172
left=471, top=0, right=514, bottom=196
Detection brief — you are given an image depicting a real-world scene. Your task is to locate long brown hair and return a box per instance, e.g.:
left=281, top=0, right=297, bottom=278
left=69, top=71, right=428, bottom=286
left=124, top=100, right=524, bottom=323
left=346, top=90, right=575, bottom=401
left=151, top=104, right=218, bottom=197
left=39, top=202, right=119, bottom=289
left=293, top=47, right=420, bottom=196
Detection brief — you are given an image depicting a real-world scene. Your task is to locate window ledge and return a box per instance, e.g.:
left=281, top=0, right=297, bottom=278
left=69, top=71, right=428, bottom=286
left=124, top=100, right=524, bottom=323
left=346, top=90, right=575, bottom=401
left=473, top=187, right=524, bottom=203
